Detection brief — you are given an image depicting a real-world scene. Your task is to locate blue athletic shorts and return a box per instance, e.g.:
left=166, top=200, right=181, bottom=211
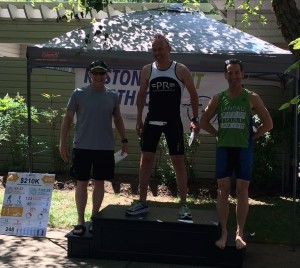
left=71, top=149, right=115, bottom=181
left=140, top=117, right=184, bottom=155
left=216, top=143, right=253, bottom=181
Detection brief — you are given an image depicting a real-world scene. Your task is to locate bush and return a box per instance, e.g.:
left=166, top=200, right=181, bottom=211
left=0, top=93, right=40, bottom=171
left=0, top=93, right=68, bottom=174
left=251, top=110, right=294, bottom=192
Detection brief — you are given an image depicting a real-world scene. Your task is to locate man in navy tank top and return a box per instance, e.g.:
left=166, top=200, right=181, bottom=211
left=126, top=34, right=200, bottom=220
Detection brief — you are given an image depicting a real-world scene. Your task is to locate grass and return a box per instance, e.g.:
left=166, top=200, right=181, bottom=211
left=187, top=195, right=300, bottom=245
left=245, top=196, right=300, bottom=244
left=0, top=187, right=299, bottom=245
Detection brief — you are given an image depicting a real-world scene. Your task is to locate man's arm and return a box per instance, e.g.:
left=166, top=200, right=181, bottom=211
left=199, top=94, right=219, bottom=136
left=250, top=92, right=273, bottom=139
left=113, top=105, right=128, bottom=154
left=59, top=110, right=75, bottom=162
left=136, top=64, right=150, bottom=136
left=177, top=63, right=200, bottom=133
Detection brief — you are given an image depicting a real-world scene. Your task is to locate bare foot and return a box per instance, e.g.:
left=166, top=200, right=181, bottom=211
left=215, top=232, right=227, bottom=249
left=236, top=235, right=246, bottom=250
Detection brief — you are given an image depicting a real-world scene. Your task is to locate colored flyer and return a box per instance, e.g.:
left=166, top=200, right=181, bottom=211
left=0, top=172, right=55, bottom=237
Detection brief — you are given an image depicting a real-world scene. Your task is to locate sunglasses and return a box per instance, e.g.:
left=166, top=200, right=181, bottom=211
left=224, top=59, right=243, bottom=72
left=225, top=59, right=242, bottom=65
left=92, top=72, right=107, bottom=76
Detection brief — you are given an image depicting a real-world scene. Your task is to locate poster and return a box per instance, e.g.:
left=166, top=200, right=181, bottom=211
left=0, top=172, right=55, bottom=237
left=75, top=68, right=226, bottom=132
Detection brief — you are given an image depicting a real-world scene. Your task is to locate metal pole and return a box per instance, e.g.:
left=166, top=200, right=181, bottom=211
left=27, top=66, right=33, bottom=173
left=291, top=68, right=299, bottom=251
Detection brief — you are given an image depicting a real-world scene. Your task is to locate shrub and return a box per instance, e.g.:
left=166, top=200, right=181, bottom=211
left=0, top=93, right=40, bottom=171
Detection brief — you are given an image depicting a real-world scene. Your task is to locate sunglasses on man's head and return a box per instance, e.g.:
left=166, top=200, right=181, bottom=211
left=225, top=59, right=242, bottom=65
left=92, top=72, right=107, bottom=76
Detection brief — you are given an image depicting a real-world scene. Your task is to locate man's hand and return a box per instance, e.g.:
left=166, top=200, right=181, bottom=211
left=136, top=120, right=143, bottom=137
left=190, top=122, right=200, bottom=134
left=59, top=142, right=69, bottom=162
left=121, top=143, right=128, bottom=155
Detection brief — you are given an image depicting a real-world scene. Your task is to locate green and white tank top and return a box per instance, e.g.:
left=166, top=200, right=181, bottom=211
left=217, top=88, right=251, bottom=148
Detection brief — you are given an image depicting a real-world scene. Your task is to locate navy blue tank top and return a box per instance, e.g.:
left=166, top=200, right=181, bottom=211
left=147, top=61, right=184, bottom=121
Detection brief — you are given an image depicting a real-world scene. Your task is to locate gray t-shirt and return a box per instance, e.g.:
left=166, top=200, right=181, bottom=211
left=67, top=85, right=119, bottom=150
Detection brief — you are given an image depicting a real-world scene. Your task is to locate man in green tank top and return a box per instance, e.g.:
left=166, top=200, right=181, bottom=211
left=200, top=59, right=273, bottom=250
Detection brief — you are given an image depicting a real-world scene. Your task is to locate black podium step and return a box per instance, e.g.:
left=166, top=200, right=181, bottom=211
left=66, top=221, right=93, bottom=258
left=66, top=205, right=246, bottom=267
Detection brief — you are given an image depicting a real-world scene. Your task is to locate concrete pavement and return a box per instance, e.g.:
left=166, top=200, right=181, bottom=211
left=0, top=228, right=299, bottom=268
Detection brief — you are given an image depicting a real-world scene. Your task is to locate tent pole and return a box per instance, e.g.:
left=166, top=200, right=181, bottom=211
left=291, top=68, right=299, bottom=252
left=27, top=66, right=33, bottom=173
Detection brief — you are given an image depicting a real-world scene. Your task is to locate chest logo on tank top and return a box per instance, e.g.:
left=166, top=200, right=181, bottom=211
left=150, top=77, right=179, bottom=92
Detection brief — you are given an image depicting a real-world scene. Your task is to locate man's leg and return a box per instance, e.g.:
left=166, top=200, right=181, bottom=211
left=170, top=155, right=187, bottom=204
left=126, top=151, right=155, bottom=215
left=215, top=177, right=231, bottom=249
left=139, top=151, right=156, bottom=202
left=75, top=180, right=89, bottom=225
left=92, top=180, right=105, bottom=217
left=235, top=179, right=250, bottom=249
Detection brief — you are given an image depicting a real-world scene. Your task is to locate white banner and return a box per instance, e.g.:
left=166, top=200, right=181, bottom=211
left=75, top=69, right=227, bottom=132
left=0, top=172, right=55, bottom=237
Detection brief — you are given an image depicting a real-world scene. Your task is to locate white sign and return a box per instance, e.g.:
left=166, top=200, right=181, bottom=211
left=0, top=172, right=55, bottom=237
left=75, top=69, right=227, bottom=132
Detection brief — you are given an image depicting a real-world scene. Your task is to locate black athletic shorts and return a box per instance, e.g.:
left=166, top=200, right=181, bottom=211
left=70, top=148, right=115, bottom=181
left=140, top=117, right=184, bottom=155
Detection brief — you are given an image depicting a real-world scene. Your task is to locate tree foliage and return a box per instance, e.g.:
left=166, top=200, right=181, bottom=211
left=224, top=0, right=268, bottom=29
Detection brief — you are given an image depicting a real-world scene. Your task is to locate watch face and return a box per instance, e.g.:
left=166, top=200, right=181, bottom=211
left=192, top=117, right=199, bottom=123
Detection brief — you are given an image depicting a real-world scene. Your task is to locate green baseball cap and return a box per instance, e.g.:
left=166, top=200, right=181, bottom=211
left=89, top=60, right=108, bottom=72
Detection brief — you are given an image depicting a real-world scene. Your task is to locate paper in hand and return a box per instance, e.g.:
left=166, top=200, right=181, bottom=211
left=188, top=131, right=195, bottom=146
left=114, top=150, right=128, bottom=164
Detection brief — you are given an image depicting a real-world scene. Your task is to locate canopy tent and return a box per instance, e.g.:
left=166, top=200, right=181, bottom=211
left=27, top=5, right=295, bottom=73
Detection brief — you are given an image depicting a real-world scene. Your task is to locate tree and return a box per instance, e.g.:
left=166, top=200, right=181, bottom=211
left=221, top=0, right=300, bottom=56
left=272, top=0, right=300, bottom=58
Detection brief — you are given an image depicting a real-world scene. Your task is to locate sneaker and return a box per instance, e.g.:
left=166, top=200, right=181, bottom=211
left=178, top=204, right=192, bottom=220
left=126, top=201, right=149, bottom=216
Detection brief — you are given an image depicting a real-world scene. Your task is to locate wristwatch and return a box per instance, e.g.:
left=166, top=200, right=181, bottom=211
left=121, top=138, right=128, bottom=143
left=191, top=116, right=200, bottom=123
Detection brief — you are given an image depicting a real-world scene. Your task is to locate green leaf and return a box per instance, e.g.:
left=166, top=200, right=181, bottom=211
left=279, top=103, right=290, bottom=110
left=289, top=37, right=300, bottom=46
left=290, top=95, right=300, bottom=105
left=293, top=43, right=300, bottom=50
left=41, top=93, right=50, bottom=99
left=284, top=60, right=300, bottom=73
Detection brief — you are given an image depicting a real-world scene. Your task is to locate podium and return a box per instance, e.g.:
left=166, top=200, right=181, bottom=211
left=66, top=205, right=246, bottom=267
